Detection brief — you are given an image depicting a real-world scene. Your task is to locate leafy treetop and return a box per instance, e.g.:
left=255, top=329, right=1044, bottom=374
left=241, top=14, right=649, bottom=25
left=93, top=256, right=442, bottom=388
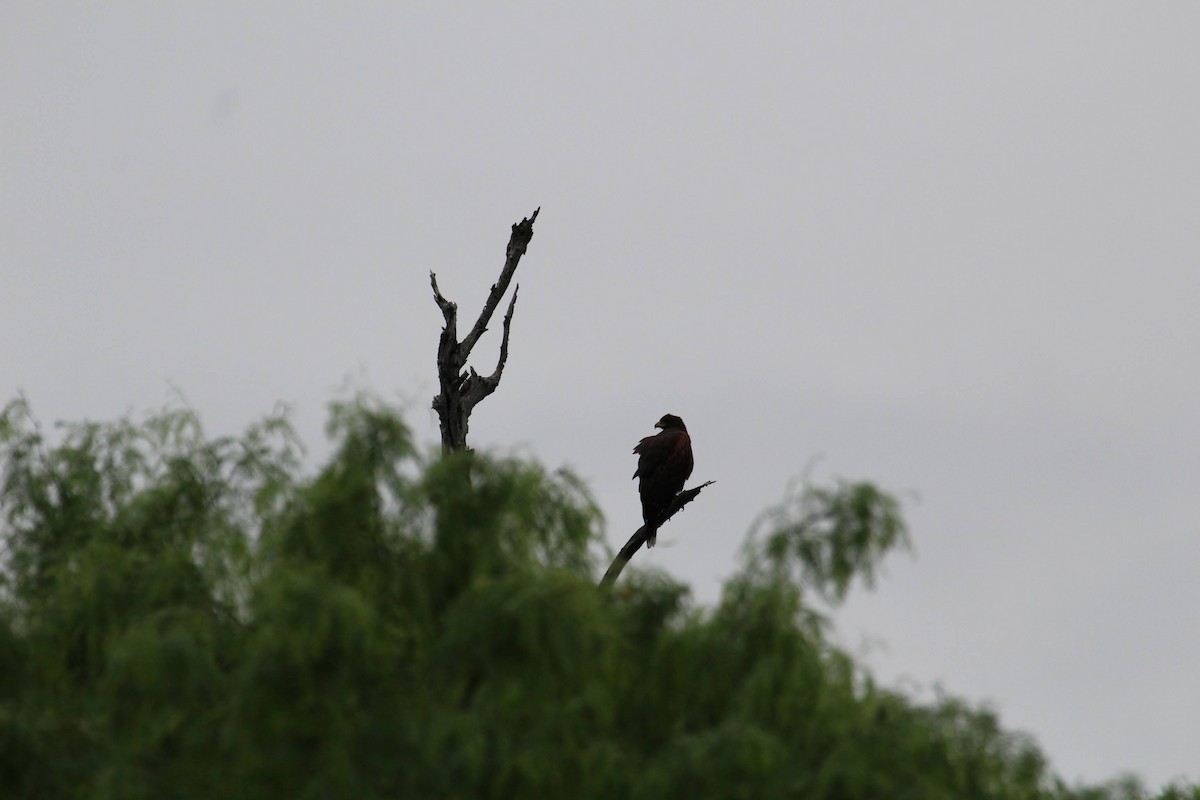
left=0, top=396, right=1192, bottom=800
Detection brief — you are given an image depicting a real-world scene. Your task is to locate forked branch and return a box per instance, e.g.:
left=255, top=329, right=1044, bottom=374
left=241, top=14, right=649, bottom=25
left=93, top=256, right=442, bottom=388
left=430, top=208, right=539, bottom=453
left=599, top=480, right=715, bottom=590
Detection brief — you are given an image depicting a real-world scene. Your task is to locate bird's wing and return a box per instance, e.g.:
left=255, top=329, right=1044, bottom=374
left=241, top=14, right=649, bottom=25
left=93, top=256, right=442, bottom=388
left=632, top=433, right=659, bottom=478
left=633, top=430, right=691, bottom=482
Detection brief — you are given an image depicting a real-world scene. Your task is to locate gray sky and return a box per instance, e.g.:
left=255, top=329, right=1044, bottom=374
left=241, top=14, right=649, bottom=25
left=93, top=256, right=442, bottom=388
left=4, top=4, right=1199, bottom=788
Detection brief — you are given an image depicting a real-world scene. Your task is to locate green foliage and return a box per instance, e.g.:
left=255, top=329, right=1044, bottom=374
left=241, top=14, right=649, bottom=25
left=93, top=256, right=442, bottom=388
left=0, top=395, right=1191, bottom=799
left=749, top=478, right=911, bottom=606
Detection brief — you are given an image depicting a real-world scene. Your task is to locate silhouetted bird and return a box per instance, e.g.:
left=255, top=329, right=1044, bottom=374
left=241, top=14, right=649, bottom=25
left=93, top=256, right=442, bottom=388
left=632, top=413, right=694, bottom=547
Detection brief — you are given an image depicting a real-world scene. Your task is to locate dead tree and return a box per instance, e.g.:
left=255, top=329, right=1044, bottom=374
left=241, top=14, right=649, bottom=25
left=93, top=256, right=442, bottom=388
left=430, top=208, right=539, bottom=454
left=599, top=480, right=715, bottom=590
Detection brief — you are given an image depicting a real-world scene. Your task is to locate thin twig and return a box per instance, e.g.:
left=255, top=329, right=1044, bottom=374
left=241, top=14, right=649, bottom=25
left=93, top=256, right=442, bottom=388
left=477, top=284, right=519, bottom=392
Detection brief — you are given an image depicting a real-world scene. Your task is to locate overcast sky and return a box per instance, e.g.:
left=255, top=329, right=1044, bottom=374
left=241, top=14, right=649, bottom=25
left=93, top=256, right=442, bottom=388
left=4, top=4, right=1199, bottom=789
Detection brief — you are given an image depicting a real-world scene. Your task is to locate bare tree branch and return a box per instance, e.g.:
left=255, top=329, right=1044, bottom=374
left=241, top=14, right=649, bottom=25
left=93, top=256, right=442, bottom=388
left=461, top=208, right=538, bottom=356
left=430, top=209, right=539, bottom=454
left=430, top=271, right=460, bottom=377
left=599, top=480, right=715, bottom=590
left=473, top=284, right=518, bottom=397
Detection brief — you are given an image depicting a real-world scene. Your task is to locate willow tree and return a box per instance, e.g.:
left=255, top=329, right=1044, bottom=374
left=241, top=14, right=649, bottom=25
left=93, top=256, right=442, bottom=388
left=2, top=397, right=1189, bottom=799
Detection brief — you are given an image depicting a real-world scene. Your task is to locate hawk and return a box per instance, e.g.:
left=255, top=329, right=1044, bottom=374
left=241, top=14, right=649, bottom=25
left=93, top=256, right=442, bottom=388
left=632, top=413, right=694, bottom=547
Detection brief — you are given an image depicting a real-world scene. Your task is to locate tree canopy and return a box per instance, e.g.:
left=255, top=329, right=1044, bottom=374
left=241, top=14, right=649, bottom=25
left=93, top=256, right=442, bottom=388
left=0, top=395, right=1193, bottom=800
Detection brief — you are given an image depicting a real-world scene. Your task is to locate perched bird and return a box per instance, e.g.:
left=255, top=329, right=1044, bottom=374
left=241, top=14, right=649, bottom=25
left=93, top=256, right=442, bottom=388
left=632, top=413, right=694, bottom=547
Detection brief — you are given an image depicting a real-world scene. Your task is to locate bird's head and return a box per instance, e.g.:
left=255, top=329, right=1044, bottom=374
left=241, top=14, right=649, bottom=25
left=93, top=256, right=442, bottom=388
left=655, top=414, right=687, bottom=432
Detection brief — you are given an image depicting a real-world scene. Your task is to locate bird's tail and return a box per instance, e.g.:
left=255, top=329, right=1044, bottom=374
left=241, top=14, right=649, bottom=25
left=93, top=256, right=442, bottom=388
left=647, top=528, right=658, bottom=548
